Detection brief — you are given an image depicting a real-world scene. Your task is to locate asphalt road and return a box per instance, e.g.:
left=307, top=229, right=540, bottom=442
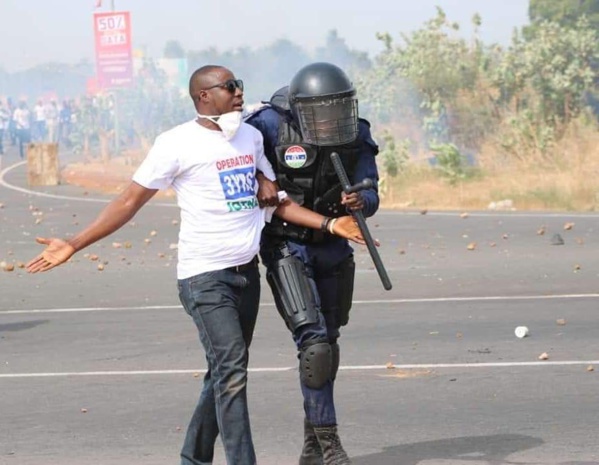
left=1, top=149, right=598, bottom=465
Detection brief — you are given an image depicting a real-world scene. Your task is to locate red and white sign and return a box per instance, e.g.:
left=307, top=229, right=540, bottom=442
left=93, top=11, right=133, bottom=89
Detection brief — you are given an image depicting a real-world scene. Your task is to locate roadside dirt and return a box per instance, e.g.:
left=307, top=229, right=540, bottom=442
left=60, top=158, right=175, bottom=199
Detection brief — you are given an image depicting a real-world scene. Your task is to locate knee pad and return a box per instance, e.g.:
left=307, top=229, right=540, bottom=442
left=331, top=343, right=340, bottom=381
left=299, top=341, right=332, bottom=389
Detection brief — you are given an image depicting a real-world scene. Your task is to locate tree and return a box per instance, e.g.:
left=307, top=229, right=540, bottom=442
left=529, top=0, right=599, bottom=29
left=314, top=30, right=371, bottom=73
left=358, top=8, right=489, bottom=145
left=164, top=40, right=186, bottom=59
left=492, top=16, right=599, bottom=160
left=496, top=17, right=599, bottom=124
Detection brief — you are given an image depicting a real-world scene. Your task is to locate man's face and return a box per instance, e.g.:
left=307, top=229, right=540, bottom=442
left=195, top=68, right=244, bottom=116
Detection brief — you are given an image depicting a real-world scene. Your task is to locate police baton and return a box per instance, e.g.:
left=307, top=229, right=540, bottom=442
left=330, top=152, right=393, bottom=291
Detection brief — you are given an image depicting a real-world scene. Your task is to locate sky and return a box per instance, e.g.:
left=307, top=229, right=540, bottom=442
left=0, top=0, right=529, bottom=72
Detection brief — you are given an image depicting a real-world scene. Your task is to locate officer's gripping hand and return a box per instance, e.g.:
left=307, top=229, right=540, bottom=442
left=26, top=237, right=77, bottom=273
left=341, top=192, right=364, bottom=211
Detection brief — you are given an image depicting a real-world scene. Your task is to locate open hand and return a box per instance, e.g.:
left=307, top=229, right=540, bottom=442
left=331, top=216, right=380, bottom=246
left=26, top=237, right=77, bottom=273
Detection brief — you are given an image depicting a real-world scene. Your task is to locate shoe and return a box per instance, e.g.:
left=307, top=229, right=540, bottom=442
left=299, top=418, right=323, bottom=465
left=313, top=425, right=351, bottom=465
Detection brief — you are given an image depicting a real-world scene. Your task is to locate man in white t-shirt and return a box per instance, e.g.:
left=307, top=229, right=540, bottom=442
left=26, top=65, right=367, bottom=465
left=45, top=100, right=59, bottom=143
left=33, top=99, right=47, bottom=141
left=13, top=101, right=31, bottom=159
left=0, top=100, right=9, bottom=155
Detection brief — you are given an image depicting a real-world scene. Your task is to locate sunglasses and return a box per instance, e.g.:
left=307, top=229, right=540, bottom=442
left=202, top=79, right=244, bottom=93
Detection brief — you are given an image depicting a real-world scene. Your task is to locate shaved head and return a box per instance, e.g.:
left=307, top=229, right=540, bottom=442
left=188, top=65, right=242, bottom=119
left=189, top=65, right=226, bottom=97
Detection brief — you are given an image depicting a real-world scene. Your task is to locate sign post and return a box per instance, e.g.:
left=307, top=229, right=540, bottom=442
left=93, top=11, right=133, bottom=89
left=93, top=10, right=133, bottom=156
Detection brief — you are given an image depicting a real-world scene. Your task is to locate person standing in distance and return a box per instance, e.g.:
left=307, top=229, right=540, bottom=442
left=27, top=65, right=367, bottom=465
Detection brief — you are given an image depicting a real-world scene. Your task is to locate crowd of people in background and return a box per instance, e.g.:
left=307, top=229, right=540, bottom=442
left=0, top=97, right=74, bottom=158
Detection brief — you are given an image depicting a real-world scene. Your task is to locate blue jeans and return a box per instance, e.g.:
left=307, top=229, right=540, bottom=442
left=16, top=128, right=30, bottom=159
left=178, top=262, right=260, bottom=465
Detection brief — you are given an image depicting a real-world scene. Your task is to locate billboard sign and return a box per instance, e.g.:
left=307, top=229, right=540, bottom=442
left=93, top=11, right=133, bottom=89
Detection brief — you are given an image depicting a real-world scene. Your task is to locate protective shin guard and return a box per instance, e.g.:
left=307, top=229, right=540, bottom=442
left=330, top=343, right=340, bottom=381
left=299, top=418, right=323, bottom=465
left=313, top=425, right=351, bottom=465
left=267, top=254, right=319, bottom=331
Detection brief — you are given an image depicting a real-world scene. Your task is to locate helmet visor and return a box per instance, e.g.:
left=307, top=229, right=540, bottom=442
left=294, top=96, right=359, bottom=146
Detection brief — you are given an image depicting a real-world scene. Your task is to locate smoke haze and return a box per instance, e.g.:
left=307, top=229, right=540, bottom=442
left=1, top=0, right=527, bottom=71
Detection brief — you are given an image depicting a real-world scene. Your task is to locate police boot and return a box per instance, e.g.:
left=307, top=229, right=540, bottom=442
left=299, top=418, right=323, bottom=465
left=313, top=425, right=351, bottom=465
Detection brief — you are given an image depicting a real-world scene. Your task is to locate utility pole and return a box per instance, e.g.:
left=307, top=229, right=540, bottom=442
left=111, top=0, right=120, bottom=158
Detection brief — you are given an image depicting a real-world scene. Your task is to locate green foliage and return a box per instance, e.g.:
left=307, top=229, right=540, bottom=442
left=491, top=16, right=599, bottom=164
left=358, top=8, right=490, bottom=146
left=358, top=7, right=599, bottom=170
left=393, top=8, right=478, bottom=106
left=496, top=18, right=599, bottom=125
left=430, top=142, right=467, bottom=184
left=69, top=96, right=104, bottom=156
left=69, top=61, right=190, bottom=161
left=118, top=61, right=190, bottom=148
left=4, top=11, right=599, bottom=176
left=529, top=0, right=599, bottom=29
left=378, top=132, right=410, bottom=177
left=499, top=110, right=556, bottom=161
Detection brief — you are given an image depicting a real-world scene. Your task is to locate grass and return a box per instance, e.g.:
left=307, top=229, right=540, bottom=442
left=379, top=122, right=599, bottom=212
left=380, top=166, right=599, bottom=211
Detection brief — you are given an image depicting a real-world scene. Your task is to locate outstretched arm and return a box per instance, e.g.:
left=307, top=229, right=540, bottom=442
left=27, top=182, right=158, bottom=273
left=273, top=197, right=372, bottom=245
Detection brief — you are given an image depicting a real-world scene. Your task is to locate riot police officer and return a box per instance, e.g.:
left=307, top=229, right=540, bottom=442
left=247, top=62, right=380, bottom=465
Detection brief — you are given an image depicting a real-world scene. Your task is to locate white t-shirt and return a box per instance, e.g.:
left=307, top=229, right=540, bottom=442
left=0, top=107, right=9, bottom=130
left=133, top=119, right=277, bottom=279
left=34, top=104, right=46, bottom=122
left=13, top=108, right=30, bottom=130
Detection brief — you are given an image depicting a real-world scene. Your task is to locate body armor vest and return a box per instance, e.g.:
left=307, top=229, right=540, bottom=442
left=265, top=115, right=362, bottom=243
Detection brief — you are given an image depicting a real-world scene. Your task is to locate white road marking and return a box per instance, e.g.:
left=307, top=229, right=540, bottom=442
left=0, top=161, right=175, bottom=206
left=4, top=160, right=599, bottom=217
left=2, top=293, right=599, bottom=315
left=1, top=361, right=598, bottom=379
left=375, top=210, right=599, bottom=218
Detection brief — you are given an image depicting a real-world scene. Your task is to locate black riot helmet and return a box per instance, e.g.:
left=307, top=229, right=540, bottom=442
left=269, top=86, right=290, bottom=110
left=288, top=62, right=359, bottom=146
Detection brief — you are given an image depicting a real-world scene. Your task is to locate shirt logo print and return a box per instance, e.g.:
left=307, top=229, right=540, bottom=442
left=219, top=167, right=258, bottom=212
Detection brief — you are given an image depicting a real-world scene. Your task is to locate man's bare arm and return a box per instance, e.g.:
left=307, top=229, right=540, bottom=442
left=273, top=198, right=371, bottom=245
left=67, top=182, right=158, bottom=251
left=27, top=182, right=158, bottom=273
